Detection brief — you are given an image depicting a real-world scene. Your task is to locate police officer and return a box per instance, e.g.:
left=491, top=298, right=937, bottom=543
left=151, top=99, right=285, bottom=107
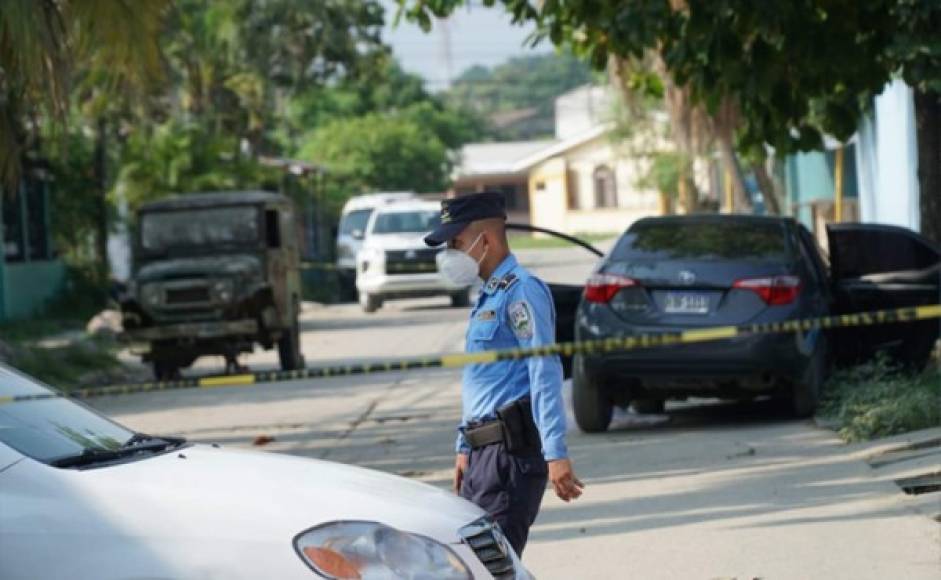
left=425, top=191, right=583, bottom=556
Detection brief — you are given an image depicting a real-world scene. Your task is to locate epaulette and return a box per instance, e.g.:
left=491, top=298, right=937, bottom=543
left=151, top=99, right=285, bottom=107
left=498, top=273, right=519, bottom=290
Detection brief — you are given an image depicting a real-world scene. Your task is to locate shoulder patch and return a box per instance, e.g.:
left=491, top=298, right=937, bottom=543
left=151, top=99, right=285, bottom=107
left=508, top=300, right=534, bottom=339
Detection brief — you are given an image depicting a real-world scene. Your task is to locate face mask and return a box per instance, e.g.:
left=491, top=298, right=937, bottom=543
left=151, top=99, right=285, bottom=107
left=437, top=233, right=486, bottom=287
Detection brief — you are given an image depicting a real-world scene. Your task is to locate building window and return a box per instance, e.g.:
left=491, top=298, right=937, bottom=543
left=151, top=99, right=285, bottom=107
left=594, top=165, right=618, bottom=208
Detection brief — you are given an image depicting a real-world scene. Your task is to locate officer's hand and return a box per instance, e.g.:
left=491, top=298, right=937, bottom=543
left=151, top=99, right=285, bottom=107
left=453, top=453, right=469, bottom=495
left=548, top=458, right=584, bottom=502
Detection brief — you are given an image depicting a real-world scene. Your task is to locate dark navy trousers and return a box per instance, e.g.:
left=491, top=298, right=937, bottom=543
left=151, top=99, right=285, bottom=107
left=460, top=443, right=548, bottom=555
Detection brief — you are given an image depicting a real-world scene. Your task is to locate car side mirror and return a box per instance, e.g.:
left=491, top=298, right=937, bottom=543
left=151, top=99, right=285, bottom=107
left=351, top=229, right=365, bottom=240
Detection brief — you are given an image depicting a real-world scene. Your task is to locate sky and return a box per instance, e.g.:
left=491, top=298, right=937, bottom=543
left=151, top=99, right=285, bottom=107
left=380, top=1, right=553, bottom=90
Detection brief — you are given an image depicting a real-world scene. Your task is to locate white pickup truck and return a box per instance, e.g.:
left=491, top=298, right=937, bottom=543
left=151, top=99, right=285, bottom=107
left=355, top=200, right=474, bottom=313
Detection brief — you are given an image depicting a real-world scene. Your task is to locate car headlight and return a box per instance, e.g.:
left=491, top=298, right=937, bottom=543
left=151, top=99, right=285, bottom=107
left=140, top=284, right=162, bottom=307
left=294, top=521, right=471, bottom=580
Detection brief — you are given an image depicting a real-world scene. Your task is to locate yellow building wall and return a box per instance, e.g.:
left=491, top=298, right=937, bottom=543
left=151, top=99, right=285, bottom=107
left=526, top=136, right=662, bottom=235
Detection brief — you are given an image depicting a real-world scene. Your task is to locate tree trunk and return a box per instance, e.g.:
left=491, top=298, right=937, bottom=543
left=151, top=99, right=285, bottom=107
left=752, top=160, right=782, bottom=215
left=913, top=89, right=940, bottom=246
left=94, top=117, right=110, bottom=280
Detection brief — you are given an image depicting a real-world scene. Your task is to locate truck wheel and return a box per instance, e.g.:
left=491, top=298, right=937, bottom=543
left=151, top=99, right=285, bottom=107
left=450, top=289, right=471, bottom=308
left=278, top=308, right=304, bottom=371
left=632, top=398, right=666, bottom=414
left=153, top=360, right=181, bottom=381
left=573, top=355, right=613, bottom=433
left=359, top=291, right=382, bottom=313
left=791, top=336, right=828, bottom=418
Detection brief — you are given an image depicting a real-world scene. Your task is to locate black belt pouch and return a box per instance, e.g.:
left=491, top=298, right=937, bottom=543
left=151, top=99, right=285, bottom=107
left=497, top=398, right=539, bottom=454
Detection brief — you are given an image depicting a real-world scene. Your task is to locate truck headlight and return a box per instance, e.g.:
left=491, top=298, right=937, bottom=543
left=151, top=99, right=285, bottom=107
left=294, top=521, right=470, bottom=580
left=212, top=279, right=234, bottom=303
left=357, top=248, right=384, bottom=274
left=140, top=284, right=162, bottom=307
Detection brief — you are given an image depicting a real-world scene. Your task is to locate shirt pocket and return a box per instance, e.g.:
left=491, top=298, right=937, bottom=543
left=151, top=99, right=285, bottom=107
left=467, top=319, right=499, bottom=344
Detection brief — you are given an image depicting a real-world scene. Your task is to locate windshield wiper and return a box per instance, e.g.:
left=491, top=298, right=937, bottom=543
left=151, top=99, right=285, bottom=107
left=50, top=433, right=187, bottom=468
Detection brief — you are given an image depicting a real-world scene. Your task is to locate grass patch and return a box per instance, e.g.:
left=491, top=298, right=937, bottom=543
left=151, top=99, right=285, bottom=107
left=4, top=338, right=121, bottom=392
left=819, top=355, right=941, bottom=442
left=0, top=318, right=87, bottom=342
left=509, top=232, right=616, bottom=251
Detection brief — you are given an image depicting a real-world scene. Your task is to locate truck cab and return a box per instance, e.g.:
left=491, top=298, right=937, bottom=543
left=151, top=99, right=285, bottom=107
left=120, top=191, right=304, bottom=379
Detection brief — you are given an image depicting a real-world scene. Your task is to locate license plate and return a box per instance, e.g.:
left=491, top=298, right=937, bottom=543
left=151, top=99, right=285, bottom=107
left=664, top=292, right=710, bottom=314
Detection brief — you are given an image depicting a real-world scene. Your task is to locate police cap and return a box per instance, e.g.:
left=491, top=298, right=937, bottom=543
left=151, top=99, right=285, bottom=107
left=424, top=191, right=506, bottom=247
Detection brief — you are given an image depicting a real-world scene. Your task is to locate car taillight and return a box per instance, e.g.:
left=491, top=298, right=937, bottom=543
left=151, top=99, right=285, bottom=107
left=584, top=273, right=637, bottom=303
left=733, top=275, right=801, bottom=305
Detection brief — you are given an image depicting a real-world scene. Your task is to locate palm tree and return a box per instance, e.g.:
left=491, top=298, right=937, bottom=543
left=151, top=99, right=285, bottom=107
left=0, top=0, right=170, bottom=187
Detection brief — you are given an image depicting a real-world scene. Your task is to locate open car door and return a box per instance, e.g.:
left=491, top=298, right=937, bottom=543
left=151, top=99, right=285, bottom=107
left=506, top=223, right=605, bottom=378
left=827, top=223, right=940, bottom=368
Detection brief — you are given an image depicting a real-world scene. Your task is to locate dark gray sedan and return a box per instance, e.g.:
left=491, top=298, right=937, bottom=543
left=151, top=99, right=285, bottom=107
left=524, top=215, right=940, bottom=433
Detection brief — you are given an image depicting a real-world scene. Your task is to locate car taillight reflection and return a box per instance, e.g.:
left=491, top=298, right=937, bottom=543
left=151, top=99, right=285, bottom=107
left=733, top=275, right=801, bottom=305
left=584, top=273, right=638, bottom=303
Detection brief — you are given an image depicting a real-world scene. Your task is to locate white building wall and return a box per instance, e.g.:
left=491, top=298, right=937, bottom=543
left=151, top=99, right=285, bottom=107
left=855, top=79, right=920, bottom=231
left=528, top=137, right=660, bottom=235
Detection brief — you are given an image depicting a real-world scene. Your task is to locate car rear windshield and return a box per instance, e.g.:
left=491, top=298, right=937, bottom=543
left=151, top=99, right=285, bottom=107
left=339, top=209, right=373, bottom=235
left=611, top=221, right=789, bottom=261
left=372, top=211, right=440, bottom=234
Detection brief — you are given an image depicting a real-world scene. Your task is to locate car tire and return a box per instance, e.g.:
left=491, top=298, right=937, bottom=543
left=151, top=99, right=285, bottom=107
left=359, top=291, right=382, bottom=313
left=278, top=302, right=305, bottom=371
left=450, top=289, right=472, bottom=308
left=790, top=335, right=828, bottom=418
left=572, top=355, right=613, bottom=433
left=632, top=398, right=666, bottom=414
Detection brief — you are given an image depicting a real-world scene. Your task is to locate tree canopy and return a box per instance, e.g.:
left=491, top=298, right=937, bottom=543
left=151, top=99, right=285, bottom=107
left=446, top=51, right=595, bottom=139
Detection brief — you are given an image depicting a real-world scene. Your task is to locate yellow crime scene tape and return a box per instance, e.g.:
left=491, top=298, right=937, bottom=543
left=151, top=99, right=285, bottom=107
left=1, top=304, right=939, bottom=406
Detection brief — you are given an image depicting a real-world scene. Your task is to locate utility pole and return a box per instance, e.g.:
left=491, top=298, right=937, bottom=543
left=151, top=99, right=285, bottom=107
left=439, top=17, right=454, bottom=88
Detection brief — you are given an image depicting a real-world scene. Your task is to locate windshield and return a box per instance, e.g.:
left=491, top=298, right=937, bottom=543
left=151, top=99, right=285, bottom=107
left=0, top=366, right=134, bottom=463
left=371, top=210, right=440, bottom=235
left=611, top=221, right=789, bottom=262
left=140, top=206, right=259, bottom=252
left=339, top=209, right=373, bottom=236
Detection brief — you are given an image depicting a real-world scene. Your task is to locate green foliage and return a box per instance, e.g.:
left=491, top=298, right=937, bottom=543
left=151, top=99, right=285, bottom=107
left=6, top=337, right=121, bottom=391
left=819, top=355, right=941, bottom=442
left=446, top=52, right=595, bottom=139
left=637, top=152, right=684, bottom=197
left=889, top=0, right=941, bottom=93
left=0, top=0, right=171, bottom=186
left=115, top=120, right=279, bottom=210
left=299, top=111, right=450, bottom=194
left=399, top=0, right=928, bottom=157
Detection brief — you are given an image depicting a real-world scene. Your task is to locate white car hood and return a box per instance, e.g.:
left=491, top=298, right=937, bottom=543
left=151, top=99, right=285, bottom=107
left=362, top=233, right=432, bottom=251
left=13, top=445, right=482, bottom=544
left=1, top=445, right=502, bottom=579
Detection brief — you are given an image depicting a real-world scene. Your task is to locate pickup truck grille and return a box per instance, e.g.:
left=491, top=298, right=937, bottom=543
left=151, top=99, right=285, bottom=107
left=384, top=249, right=438, bottom=275
left=459, top=518, right=515, bottom=579
left=165, top=286, right=210, bottom=304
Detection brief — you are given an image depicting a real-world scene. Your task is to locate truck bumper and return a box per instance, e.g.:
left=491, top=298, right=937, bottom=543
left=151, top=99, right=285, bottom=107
left=356, top=272, right=466, bottom=297
left=122, top=318, right=259, bottom=342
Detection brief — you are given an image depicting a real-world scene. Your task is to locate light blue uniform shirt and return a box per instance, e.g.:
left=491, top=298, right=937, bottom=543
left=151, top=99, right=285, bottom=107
left=457, top=254, right=568, bottom=461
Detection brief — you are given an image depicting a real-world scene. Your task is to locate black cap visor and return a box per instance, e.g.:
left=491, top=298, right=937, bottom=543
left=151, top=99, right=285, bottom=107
left=424, top=220, right=469, bottom=247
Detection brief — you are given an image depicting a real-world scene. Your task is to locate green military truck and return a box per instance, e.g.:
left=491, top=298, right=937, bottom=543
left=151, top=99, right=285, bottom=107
left=120, top=191, right=305, bottom=380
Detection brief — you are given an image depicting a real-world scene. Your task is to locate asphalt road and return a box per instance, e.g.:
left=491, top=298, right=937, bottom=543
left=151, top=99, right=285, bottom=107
left=93, top=247, right=940, bottom=579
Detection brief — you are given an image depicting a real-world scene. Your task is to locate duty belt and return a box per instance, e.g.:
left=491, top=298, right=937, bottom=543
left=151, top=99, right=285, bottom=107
left=464, top=420, right=505, bottom=449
